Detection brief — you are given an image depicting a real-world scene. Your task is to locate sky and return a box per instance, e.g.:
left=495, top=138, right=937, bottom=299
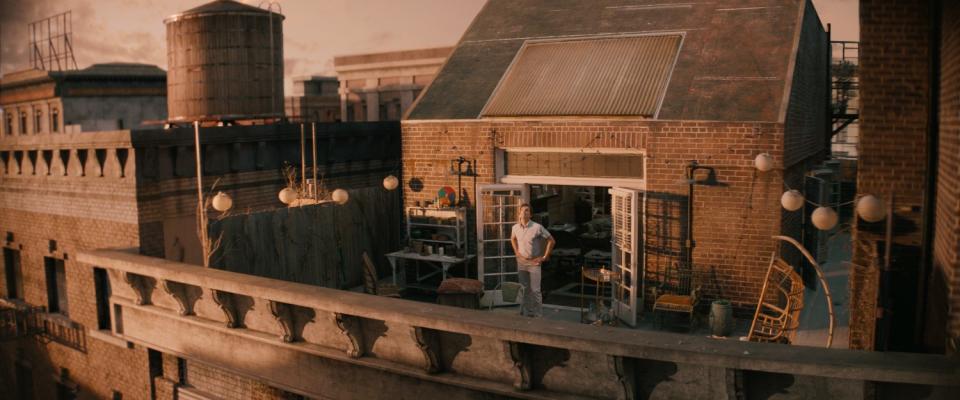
left=0, top=0, right=858, bottom=93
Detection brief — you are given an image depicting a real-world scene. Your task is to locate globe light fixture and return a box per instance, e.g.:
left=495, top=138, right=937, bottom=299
left=811, top=206, right=838, bottom=231
left=856, top=194, right=886, bottom=222
left=278, top=187, right=298, bottom=205
left=332, top=188, right=349, bottom=205
left=211, top=191, right=233, bottom=212
left=383, top=175, right=399, bottom=191
left=754, top=153, right=774, bottom=172
left=780, top=190, right=805, bottom=212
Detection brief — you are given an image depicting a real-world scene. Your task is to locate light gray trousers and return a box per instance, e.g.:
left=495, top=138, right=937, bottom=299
left=518, top=266, right=542, bottom=317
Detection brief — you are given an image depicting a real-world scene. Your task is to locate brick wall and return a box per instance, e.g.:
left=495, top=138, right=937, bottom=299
left=185, top=360, right=299, bottom=400
left=851, top=0, right=932, bottom=351
left=935, top=0, right=960, bottom=352
left=783, top=0, right=829, bottom=168
left=402, top=119, right=785, bottom=309
left=0, top=207, right=150, bottom=400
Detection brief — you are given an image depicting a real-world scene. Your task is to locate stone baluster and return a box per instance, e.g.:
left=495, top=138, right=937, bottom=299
left=50, top=150, right=66, bottom=176
left=121, top=148, right=136, bottom=178
left=85, top=148, right=103, bottom=177
left=35, top=151, right=50, bottom=176
left=67, top=149, right=84, bottom=177
left=20, top=151, right=34, bottom=175
left=103, top=148, right=123, bottom=178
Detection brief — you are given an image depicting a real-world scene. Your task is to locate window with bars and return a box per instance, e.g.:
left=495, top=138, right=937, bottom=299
left=504, top=151, right=644, bottom=179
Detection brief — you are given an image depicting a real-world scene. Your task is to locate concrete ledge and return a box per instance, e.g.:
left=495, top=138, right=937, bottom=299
left=79, top=249, right=960, bottom=390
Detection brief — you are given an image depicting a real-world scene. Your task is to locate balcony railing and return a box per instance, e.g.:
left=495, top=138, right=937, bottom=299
left=0, top=304, right=44, bottom=340
left=0, top=303, right=87, bottom=352
left=78, top=249, right=960, bottom=399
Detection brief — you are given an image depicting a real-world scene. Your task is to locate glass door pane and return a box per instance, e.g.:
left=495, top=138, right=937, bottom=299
left=476, top=184, right=528, bottom=306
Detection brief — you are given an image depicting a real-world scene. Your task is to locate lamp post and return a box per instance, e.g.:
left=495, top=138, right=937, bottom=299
left=684, top=161, right=719, bottom=270
left=194, top=121, right=233, bottom=267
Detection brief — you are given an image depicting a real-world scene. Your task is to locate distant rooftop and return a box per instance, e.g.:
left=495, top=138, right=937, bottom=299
left=334, top=47, right=453, bottom=68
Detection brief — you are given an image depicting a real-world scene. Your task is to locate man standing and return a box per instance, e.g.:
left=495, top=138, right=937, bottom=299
left=510, top=204, right=555, bottom=317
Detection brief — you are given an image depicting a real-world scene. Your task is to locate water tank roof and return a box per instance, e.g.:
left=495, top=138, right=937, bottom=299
left=165, top=0, right=283, bottom=23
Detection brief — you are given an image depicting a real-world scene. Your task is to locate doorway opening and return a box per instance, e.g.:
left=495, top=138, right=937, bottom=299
left=525, top=185, right=614, bottom=308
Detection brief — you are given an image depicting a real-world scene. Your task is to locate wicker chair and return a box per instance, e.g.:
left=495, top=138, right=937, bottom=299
left=652, top=263, right=702, bottom=331
left=747, top=257, right=805, bottom=344
left=362, top=252, right=402, bottom=298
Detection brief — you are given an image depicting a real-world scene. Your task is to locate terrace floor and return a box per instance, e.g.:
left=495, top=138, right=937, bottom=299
left=359, top=231, right=852, bottom=349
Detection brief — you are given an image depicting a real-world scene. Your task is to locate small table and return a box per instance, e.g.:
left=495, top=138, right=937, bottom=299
left=580, top=267, right=621, bottom=325
left=384, top=251, right=475, bottom=288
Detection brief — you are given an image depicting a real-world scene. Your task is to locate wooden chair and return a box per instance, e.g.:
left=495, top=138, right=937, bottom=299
left=652, top=262, right=701, bottom=331
left=747, top=257, right=805, bottom=344
left=362, top=252, right=402, bottom=298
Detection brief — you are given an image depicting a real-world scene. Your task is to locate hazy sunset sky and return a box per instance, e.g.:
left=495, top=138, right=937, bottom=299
left=0, top=0, right=858, bottom=92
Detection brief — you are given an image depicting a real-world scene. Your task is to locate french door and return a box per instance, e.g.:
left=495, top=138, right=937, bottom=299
left=610, top=187, right=643, bottom=326
left=476, top=184, right=529, bottom=306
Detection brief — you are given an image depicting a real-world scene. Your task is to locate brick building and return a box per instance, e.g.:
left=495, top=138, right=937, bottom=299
left=848, top=0, right=960, bottom=355
left=0, top=121, right=401, bottom=398
left=402, top=0, right=830, bottom=321
left=0, top=63, right=167, bottom=135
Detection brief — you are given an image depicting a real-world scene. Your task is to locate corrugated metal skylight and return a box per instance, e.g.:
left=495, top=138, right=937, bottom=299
left=482, top=35, right=682, bottom=117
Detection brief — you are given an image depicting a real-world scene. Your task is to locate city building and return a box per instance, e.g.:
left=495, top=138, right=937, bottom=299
left=0, top=63, right=167, bottom=135
left=285, top=76, right=340, bottom=122
left=334, top=46, right=452, bottom=122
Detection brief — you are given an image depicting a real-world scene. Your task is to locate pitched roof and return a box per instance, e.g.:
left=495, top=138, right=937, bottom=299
left=408, top=0, right=816, bottom=122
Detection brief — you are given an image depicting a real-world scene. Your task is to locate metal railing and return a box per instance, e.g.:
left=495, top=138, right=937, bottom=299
left=0, top=305, right=45, bottom=341
left=0, top=303, right=87, bottom=352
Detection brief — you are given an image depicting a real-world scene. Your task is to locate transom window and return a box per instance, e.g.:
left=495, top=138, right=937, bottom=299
left=504, top=151, right=644, bottom=179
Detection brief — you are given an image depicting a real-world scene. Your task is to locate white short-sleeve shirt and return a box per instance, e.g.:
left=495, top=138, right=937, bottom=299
left=511, top=221, right=553, bottom=267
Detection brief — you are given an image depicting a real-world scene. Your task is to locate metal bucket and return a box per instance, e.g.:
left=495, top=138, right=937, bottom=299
left=709, top=300, right=734, bottom=337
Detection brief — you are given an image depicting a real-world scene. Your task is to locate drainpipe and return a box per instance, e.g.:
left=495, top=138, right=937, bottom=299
left=915, top=0, right=941, bottom=351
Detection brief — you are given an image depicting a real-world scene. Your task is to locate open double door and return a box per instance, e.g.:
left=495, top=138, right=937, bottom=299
left=475, top=184, right=644, bottom=326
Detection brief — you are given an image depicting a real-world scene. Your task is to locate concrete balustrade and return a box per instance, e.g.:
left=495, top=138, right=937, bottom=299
left=79, top=249, right=960, bottom=400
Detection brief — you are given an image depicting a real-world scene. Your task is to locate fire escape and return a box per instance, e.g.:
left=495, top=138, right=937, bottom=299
left=831, top=41, right=859, bottom=158
left=0, top=303, right=87, bottom=352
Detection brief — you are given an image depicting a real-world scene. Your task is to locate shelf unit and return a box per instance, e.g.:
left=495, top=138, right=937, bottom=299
left=406, top=207, right=468, bottom=254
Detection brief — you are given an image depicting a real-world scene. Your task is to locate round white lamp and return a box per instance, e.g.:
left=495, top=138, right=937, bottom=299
left=856, top=194, right=886, bottom=222
left=811, top=207, right=838, bottom=230
left=332, top=188, right=349, bottom=205
left=780, top=190, right=805, bottom=212
left=383, top=175, right=399, bottom=191
left=754, top=153, right=774, bottom=172
left=278, top=187, right=298, bottom=205
left=211, top=191, right=233, bottom=212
